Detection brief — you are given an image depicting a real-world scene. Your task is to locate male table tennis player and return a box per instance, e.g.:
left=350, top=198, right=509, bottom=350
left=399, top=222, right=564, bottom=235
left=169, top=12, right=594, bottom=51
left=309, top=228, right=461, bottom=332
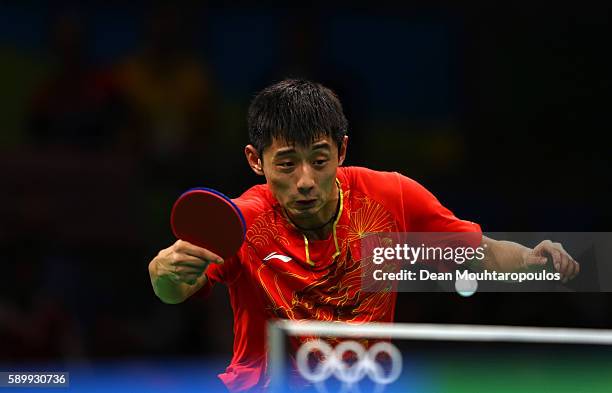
left=148, top=79, right=579, bottom=392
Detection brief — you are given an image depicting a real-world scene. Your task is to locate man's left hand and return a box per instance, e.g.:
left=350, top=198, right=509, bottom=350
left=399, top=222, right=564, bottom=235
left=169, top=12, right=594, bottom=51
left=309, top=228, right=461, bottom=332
left=523, top=240, right=580, bottom=283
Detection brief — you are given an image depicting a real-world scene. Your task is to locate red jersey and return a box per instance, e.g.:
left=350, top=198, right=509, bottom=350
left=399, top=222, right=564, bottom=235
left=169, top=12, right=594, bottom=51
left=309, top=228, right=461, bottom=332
left=200, top=166, right=480, bottom=391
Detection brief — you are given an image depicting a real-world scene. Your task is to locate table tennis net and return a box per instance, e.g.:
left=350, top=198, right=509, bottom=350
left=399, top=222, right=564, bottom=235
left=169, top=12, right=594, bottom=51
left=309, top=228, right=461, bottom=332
left=267, top=321, right=612, bottom=393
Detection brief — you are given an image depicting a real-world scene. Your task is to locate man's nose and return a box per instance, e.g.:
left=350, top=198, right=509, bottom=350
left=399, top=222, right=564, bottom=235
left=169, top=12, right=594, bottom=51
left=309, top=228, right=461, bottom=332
left=296, top=164, right=315, bottom=194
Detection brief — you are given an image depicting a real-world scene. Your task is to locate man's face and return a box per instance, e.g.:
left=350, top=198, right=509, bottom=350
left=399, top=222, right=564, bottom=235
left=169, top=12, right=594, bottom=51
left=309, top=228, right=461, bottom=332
left=258, top=135, right=347, bottom=225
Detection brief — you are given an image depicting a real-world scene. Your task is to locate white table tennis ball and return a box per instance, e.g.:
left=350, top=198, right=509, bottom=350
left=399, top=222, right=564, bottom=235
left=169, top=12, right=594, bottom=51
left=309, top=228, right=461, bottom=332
left=455, top=276, right=478, bottom=297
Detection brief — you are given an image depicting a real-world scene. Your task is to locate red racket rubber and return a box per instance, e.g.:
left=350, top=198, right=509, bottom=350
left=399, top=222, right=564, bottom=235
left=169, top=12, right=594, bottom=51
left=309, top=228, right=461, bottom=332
left=170, top=188, right=245, bottom=259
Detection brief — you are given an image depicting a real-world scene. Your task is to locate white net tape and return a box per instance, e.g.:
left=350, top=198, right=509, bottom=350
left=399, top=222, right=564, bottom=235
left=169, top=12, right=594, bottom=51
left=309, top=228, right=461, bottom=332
left=268, top=321, right=612, bottom=392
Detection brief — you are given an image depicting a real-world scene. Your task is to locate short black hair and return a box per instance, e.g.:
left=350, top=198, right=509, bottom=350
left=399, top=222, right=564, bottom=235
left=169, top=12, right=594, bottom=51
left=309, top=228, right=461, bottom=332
left=247, top=79, right=348, bottom=157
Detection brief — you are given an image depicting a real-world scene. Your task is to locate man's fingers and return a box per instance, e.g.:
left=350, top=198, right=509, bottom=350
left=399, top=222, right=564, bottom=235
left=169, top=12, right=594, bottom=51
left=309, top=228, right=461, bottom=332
left=171, top=254, right=209, bottom=269
left=181, top=272, right=202, bottom=285
left=546, top=244, right=579, bottom=282
left=559, top=254, right=570, bottom=283
left=175, top=261, right=208, bottom=275
left=524, top=254, right=548, bottom=267
left=531, top=240, right=580, bottom=283
left=564, top=258, right=579, bottom=281
left=174, top=240, right=224, bottom=264
left=546, top=247, right=562, bottom=271
left=553, top=242, right=577, bottom=282
left=564, top=261, right=573, bottom=280
left=572, top=259, right=580, bottom=279
left=155, top=240, right=227, bottom=285
left=171, top=268, right=205, bottom=285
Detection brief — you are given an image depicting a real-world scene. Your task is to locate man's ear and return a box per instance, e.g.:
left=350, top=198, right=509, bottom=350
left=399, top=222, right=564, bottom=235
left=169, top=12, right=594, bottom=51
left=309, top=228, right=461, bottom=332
left=338, top=135, right=348, bottom=166
left=245, top=145, right=265, bottom=176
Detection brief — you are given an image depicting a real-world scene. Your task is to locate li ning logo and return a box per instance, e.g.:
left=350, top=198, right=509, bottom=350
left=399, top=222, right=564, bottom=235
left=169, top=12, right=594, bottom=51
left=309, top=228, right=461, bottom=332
left=264, top=252, right=293, bottom=263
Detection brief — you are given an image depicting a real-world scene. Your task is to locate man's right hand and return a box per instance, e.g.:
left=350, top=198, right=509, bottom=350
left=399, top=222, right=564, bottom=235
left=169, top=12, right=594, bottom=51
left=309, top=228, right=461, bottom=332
left=153, top=239, right=224, bottom=285
left=149, top=240, right=224, bottom=303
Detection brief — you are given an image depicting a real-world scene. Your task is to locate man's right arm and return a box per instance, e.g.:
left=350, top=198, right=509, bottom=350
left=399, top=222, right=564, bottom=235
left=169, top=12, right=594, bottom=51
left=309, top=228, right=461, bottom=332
left=148, top=240, right=223, bottom=304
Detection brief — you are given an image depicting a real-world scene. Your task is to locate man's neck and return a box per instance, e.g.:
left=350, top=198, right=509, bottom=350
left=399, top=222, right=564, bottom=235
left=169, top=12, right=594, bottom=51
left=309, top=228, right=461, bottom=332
left=299, top=206, right=338, bottom=240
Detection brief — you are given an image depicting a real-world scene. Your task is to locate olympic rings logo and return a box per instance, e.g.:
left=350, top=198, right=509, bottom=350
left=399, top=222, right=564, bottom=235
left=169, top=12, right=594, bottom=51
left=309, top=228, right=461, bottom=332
left=296, top=339, right=402, bottom=392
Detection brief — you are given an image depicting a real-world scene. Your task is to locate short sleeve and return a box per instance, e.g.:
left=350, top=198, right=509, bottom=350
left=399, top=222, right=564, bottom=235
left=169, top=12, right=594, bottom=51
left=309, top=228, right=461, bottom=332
left=195, top=253, right=242, bottom=298
left=396, top=172, right=481, bottom=234
left=396, top=173, right=482, bottom=273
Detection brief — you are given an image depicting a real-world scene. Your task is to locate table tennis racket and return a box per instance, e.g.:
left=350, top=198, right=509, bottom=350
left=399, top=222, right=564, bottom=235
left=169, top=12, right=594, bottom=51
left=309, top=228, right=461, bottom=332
left=171, top=188, right=246, bottom=259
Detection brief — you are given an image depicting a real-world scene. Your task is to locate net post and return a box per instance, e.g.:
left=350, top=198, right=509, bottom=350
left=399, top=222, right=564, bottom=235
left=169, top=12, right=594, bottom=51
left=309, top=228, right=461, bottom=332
left=267, top=320, right=286, bottom=393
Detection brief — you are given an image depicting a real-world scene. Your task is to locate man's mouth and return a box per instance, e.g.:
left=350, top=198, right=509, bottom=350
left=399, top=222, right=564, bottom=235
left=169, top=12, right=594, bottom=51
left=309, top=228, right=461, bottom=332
left=294, top=199, right=317, bottom=209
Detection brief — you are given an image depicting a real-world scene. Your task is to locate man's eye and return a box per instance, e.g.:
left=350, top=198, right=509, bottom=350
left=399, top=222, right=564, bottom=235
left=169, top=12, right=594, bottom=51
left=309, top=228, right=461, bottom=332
left=278, top=162, right=294, bottom=168
left=313, top=159, right=329, bottom=166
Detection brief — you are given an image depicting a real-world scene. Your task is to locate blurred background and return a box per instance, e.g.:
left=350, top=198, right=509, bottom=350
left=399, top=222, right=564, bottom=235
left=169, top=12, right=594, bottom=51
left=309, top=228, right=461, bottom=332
left=1, top=2, right=611, bottom=390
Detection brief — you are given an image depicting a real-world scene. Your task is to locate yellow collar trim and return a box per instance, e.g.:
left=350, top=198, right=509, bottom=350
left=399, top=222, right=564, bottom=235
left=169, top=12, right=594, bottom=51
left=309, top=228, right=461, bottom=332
left=303, top=178, right=343, bottom=266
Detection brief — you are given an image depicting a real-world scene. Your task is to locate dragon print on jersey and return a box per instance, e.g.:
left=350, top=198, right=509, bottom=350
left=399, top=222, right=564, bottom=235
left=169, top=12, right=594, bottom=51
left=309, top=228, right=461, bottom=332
left=251, top=188, right=398, bottom=323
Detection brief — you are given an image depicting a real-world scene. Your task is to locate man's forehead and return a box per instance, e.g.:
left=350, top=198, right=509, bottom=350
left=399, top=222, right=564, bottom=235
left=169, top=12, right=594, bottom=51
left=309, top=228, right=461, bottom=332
left=267, top=136, right=335, bottom=155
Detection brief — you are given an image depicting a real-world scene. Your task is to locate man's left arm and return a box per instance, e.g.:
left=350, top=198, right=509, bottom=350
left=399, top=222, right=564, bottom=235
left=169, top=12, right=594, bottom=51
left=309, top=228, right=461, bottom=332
left=480, top=236, right=580, bottom=283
